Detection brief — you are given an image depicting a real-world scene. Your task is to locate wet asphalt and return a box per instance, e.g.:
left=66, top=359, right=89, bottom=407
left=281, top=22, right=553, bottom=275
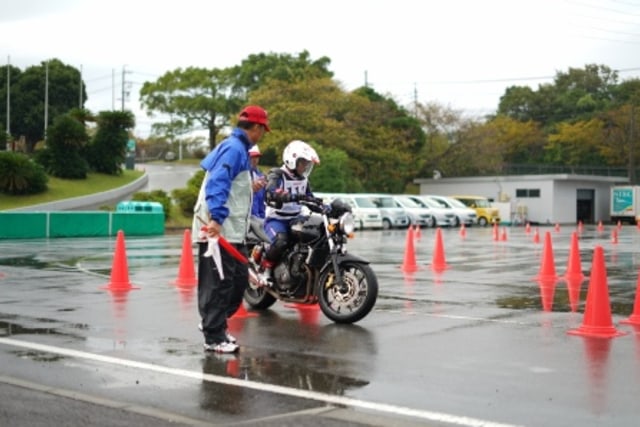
left=1, top=221, right=640, bottom=426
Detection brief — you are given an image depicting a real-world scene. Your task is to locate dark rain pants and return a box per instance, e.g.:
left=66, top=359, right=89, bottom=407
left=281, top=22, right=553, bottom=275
left=197, top=242, right=248, bottom=345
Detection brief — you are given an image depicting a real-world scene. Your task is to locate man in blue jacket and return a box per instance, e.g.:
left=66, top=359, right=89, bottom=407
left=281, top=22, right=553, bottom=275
left=192, top=105, right=270, bottom=353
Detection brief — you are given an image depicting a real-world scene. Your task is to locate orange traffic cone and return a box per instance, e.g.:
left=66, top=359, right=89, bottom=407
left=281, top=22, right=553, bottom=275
left=230, top=301, right=258, bottom=319
left=620, top=269, right=640, bottom=326
left=533, top=227, right=540, bottom=244
left=538, top=279, right=556, bottom=312
left=554, top=223, right=560, bottom=232
left=525, top=222, right=531, bottom=234
left=578, top=220, right=584, bottom=234
left=536, top=231, right=557, bottom=282
left=293, top=303, right=321, bottom=325
left=563, top=231, right=585, bottom=312
left=563, top=232, right=585, bottom=281
left=431, top=228, right=448, bottom=272
left=459, top=223, right=467, bottom=239
left=611, top=229, right=618, bottom=244
left=597, top=221, right=604, bottom=233
left=567, top=246, right=627, bottom=338
left=500, top=227, right=507, bottom=241
left=173, top=229, right=197, bottom=287
left=401, top=226, right=419, bottom=273
left=101, top=230, right=139, bottom=291
left=536, top=234, right=557, bottom=311
left=414, top=224, right=421, bottom=240
left=492, top=223, right=498, bottom=241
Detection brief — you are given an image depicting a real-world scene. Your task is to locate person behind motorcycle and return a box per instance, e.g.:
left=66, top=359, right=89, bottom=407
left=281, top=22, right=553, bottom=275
left=259, top=140, right=320, bottom=285
left=249, top=145, right=267, bottom=219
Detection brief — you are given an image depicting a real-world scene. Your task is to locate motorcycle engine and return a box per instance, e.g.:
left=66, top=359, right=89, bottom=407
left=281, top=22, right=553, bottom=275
left=272, top=248, right=309, bottom=295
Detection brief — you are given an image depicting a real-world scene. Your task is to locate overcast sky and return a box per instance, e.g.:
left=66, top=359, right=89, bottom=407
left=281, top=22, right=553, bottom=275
left=3, top=0, right=640, bottom=138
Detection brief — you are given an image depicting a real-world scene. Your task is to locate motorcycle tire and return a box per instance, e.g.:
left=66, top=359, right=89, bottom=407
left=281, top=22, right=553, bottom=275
left=318, top=261, right=378, bottom=324
left=244, top=285, right=277, bottom=310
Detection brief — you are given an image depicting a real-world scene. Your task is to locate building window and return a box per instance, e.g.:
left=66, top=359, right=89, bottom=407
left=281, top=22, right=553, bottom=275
left=516, top=188, right=540, bottom=198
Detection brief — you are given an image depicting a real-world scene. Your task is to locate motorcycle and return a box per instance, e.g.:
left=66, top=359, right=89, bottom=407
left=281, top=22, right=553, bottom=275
left=245, top=197, right=378, bottom=324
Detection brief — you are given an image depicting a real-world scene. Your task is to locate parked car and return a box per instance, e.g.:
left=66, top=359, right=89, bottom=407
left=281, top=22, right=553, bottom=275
left=450, top=195, right=501, bottom=226
left=329, top=193, right=383, bottom=230
left=414, top=195, right=476, bottom=227
left=402, top=195, right=455, bottom=227
left=392, top=195, right=437, bottom=227
left=361, top=194, right=411, bottom=230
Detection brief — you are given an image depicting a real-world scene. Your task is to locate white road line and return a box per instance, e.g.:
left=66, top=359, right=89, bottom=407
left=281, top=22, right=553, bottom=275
left=0, top=337, right=522, bottom=427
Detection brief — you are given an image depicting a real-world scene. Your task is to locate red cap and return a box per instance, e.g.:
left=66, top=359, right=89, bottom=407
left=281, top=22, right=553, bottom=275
left=238, top=105, right=270, bottom=132
left=249, top=145, right=262, bottom=157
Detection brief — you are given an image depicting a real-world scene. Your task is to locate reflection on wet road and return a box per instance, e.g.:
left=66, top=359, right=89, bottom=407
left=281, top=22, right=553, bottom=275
left=2, top=224, right=640, bottom=426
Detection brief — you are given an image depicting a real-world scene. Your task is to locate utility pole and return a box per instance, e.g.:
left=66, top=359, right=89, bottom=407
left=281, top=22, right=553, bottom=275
left=630, top=105, right=636, bottom=184
left=44, top=60, right=49, bottom=136
left=112, top=68, right=115, bottom=110
left=5, top=55, right=9, bottom=145
left=120, top=65, right=131, bottom=111
left=79, top=64, right=83, bottom=109
left=121, top=65, right=126, bottom=111
left=413, top=83, right=418, bottom=118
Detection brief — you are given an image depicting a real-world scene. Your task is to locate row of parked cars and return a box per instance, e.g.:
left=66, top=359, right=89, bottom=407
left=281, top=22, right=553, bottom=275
left=315, top=193, right=498, bottom=230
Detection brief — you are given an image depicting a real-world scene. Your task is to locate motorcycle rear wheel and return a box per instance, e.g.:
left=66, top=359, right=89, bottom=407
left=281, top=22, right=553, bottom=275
left=244, top=285, right=277, bottom=309
left=318, top=262, right=378, bottom=324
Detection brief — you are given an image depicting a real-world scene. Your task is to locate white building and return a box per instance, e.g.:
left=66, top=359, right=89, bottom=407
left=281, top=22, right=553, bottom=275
left=414, top=174, right=626, bottom=225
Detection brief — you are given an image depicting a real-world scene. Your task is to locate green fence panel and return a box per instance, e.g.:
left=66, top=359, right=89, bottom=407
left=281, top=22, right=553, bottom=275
left=111, top=212, right=165, bottom=236
left=0, top=212, right=48, bottom=239
left=49, top=212, right=110, bottom=237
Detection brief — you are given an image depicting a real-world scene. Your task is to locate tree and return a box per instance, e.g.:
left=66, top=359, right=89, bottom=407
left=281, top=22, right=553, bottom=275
left=39, top=114, right=89, bottom=179
left=86, top=111, right=135, bottom=175
left=233, top=50, right=333, bottom=95
left=414, top=102, right=467, bottom=178
left=139, top=67, right=243, bottom=150
left=250, top=77, right=424, bottom=193
left=483, top=115, right=546, bottom=165
left=498, top=64, right=618, bottom=126
left=311, top=146, right=360, bottom=193
left=545, top=118, right=606, bottom=167
left=10, top=59, right=85, bottom=152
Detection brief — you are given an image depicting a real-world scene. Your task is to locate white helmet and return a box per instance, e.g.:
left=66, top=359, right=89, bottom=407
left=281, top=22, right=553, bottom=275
left=283, top=140, right=319, bottom=177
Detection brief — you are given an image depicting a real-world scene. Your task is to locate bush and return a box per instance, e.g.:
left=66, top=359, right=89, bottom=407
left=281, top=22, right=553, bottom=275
left=172, top=169, right=204, bottom=216
left=0, top=151, right=48, bottom=195
left=131, top=189, right=172, bottom=220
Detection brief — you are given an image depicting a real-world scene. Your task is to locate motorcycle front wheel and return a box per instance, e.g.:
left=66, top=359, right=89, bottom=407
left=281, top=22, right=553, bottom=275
left=318, top=262, right=378, bottom=324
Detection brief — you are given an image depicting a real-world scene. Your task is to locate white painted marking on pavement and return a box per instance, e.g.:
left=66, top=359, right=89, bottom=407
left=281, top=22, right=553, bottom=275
left=0, top=337, right=522, bottom=427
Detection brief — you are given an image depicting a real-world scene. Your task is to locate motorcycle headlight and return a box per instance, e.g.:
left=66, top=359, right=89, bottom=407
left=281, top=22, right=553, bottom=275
left=339, top=212, right=355, bottom=235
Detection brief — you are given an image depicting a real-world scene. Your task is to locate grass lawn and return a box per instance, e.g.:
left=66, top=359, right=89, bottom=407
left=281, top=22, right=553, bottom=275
left=0, top=170, right=144, bottom=210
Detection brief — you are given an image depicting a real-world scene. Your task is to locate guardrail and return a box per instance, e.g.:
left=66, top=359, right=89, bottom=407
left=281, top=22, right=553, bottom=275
left=0, top=173, right=165, bottom=239
left=0, top=211, right=164, bottom=239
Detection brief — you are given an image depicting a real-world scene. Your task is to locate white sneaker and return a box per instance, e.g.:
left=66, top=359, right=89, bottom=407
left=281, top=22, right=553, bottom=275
left=198, top=322, right=236, bottom=344
left=225, top=331, right=237, bottom=344
left=204, top=341, right=239, bottom=353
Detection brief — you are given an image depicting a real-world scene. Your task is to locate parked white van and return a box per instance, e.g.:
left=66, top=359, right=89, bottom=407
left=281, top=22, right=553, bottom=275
left=360, top=194, right=411, bottom=230
left=329, top=193, right=384, bottom=230
left=414, top=195, right=477, bottom=227
left=392, top=195, right=436, bottom=227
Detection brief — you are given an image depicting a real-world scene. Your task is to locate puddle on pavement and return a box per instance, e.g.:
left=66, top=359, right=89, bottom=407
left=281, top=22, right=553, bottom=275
left=201, top=350, right=369, bottom=396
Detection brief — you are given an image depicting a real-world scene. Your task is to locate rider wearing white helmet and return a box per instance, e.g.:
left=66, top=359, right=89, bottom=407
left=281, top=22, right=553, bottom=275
left=259, top=140, right=320, bottom=284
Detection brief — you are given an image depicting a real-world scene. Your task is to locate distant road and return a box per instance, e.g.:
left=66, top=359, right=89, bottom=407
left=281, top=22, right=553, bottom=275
left=139, top=162, right=200, bottom=193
